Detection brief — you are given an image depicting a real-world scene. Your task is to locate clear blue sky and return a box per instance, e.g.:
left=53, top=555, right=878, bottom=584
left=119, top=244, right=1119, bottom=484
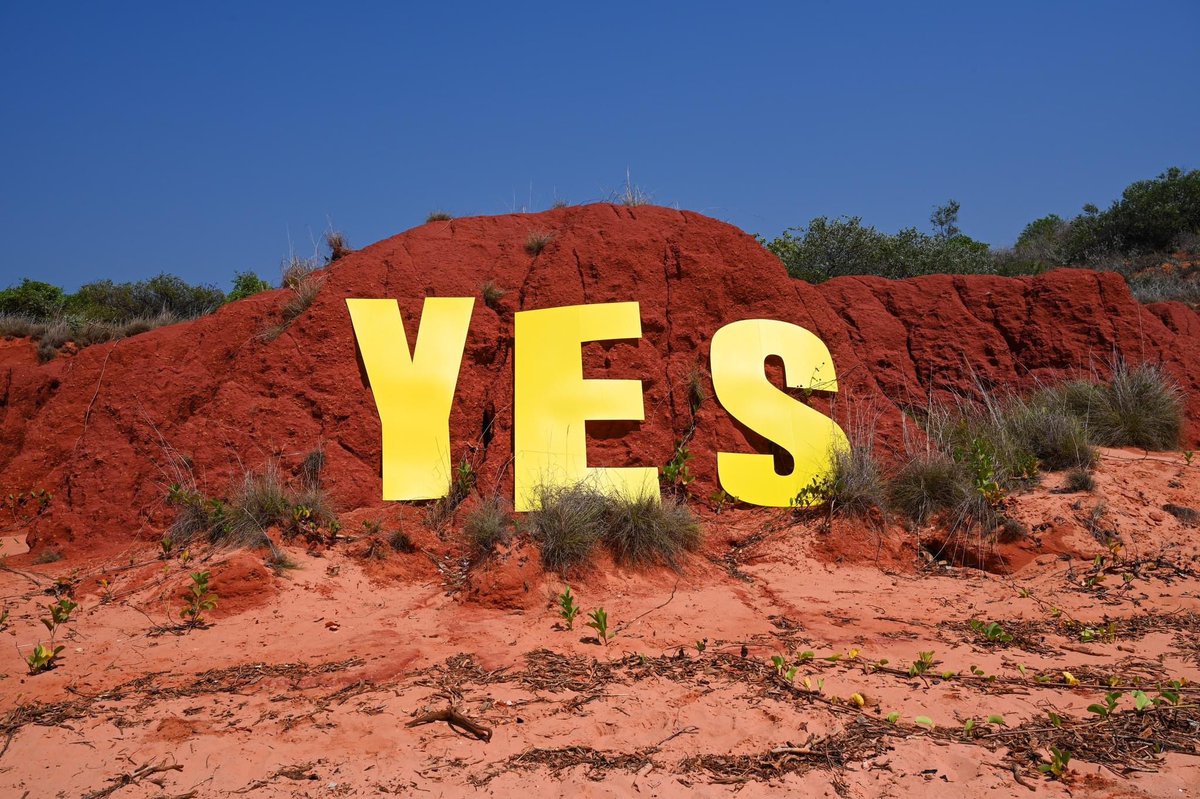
left=2, top=1, right=1197, bottom=291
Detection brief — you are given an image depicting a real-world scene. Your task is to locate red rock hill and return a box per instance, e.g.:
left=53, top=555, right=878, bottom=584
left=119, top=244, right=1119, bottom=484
left=1, top=204, right=1197, bottom=554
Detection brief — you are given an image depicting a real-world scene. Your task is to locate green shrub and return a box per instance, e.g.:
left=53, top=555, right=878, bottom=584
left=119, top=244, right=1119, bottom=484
left=1065, top=468, right=1095, bottom=493
left=528, top=483, right=701, bottom=572
left=1038, top=363, right=1182, bottom=450
left=168, top=461, right=338, bottom=549
left=1001, top=401, right=1095, bottom=471
left=763, top=202, right=993, bottom=283
left=887, top=455, right=991, bottom=528
left=602, top=491, right=699, bottom=568
left=389, top=529, right=417, bottom=553
left=1100, top=362, right=1183, bottom=449
left=227, top=271, right=272, bottom=302
left=463, top=496, right=512, bottom=560
left=827, top=444, right=887, bottom=518
left=0, top=279, right=65, bottom=317
left=67, top=274, right=223, bottom=322
left=426, top=211, right=453, bottom=222
left=528, top=484, right=608, bottom=573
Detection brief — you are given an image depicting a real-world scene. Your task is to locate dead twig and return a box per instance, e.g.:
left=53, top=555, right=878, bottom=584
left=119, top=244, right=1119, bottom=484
left=406, top=707, right=493, bottom=742
left=83, top=760, right=182, bottom=799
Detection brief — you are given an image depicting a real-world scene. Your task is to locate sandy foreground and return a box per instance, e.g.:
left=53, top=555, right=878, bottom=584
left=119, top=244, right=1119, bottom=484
left=1, top=448, right=1198, bottom=798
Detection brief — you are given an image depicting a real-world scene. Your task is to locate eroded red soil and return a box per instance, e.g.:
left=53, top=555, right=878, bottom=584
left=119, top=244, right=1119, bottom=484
left=1, top=448, right=1197, bottom=797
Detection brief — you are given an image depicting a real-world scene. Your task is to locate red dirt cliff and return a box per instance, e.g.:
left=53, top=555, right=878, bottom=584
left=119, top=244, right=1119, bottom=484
left=1, top=204, right=1197, bottom=554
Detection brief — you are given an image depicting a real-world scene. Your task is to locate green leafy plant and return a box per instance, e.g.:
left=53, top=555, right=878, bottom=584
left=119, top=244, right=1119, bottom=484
left=695, top=638, right=707, bottom=653
left=42, top=598, right=78, bottom=635
left=662, top=445, right=695, bottom=494
left=1184, top=450, right=1194, bottom=466
left=707, top=488, right=733, bottom=514
left=908, top=650, right=936, bottom=677
left=1039, top=746, right=1071, bottom=780
left=1133, top=690, right=1153, bottom=712
left=181, top=571, right=217, bottom=627
left=790, top=472, right=834, bottom=509
left=558, top=585, right=580, bottom=629
left=1087, top=691, right=1121, bottom=718
left=25, top=642, right=65, bottom=675
left=586, top=607, right=611, bottom=644
left=914, top=715, right=935, bottom=730
left=968, top=619, right=1014, bottom=643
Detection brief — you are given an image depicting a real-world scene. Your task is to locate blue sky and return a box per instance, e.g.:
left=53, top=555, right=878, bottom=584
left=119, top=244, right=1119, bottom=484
left=2, top=1, right=1197, bottom=290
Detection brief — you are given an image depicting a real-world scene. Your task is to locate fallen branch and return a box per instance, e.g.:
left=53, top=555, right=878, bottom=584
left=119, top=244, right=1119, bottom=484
left=84, top=760, right=183, bottom=799
left=406, top=707, right=493, bottom=742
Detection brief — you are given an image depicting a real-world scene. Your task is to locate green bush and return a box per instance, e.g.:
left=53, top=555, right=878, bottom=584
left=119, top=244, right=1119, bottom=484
left=528, top=484, right=701, bottom=573
left=227, top=271, right=272, bottom=302
left=887, top=454, right=992, bottom=528
left=603, top=491, right=699, bottom=568
left=0, top=279, right=65, bottom=317
left=764, top=214, right=993, bottom=283
left=528, top=484, right=608, bottom=573
left=827, top=444, right=888, bottom=518
left=1000, top=400, right=1095, bottom=471
left=67, top=274, right=224, bottom=322
left=463, top=496, right=512, bottom=560
left=1065, top=468, right=1095, bottom=493
left=1038, top=363, right=1182, bottom=450
left=168, top=461, right=338, bottom=549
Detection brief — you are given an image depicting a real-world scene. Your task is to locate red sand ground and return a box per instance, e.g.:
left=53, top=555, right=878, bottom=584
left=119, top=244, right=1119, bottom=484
left=1, top=206, right=1198, bottom=796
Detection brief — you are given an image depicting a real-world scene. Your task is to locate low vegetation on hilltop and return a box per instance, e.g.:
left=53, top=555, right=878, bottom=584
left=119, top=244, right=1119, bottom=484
left=0, top=230, right=350, bottom=360
left=763, top=167, right=1200, bottom=305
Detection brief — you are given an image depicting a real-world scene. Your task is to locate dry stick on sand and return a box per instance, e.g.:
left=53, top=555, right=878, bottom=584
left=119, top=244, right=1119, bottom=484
left=406, top=707, right=493, bottom=742
left=83, top=760, right=183, bottom=799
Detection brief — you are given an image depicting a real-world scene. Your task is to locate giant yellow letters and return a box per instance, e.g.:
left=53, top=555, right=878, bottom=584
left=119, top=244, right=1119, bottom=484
left=710, top=319, right=849, bottom=507
left=346, top=297, right=475, bottom=500
left=513, top=302, right=657, bottom=511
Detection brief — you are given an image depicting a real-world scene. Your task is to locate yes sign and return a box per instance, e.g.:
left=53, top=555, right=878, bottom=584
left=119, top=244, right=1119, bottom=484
left=347, top=298, right=848, bottom=511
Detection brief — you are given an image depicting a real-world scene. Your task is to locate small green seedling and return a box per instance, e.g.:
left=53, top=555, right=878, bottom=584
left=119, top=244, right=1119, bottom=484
left=695, top=638, right=707, bottom=653
left=987, top=714, right=1007, bottom=726
left=914, top=715, right=935, bottom=730
left=1039, top=746, right=1071, bottom=779
left=557, top=586, right=580, bottom=629
left=1087, top=691, right=1121, bottom=718
left=26, top=642, right=64, bottom=675
left=908, top=651, right=936, bottom=677
left=1133, top=690, right=1153, bottom=712
left=586, top=607, right=611, bottom=644
left=968, top=619, right=1013, bottom=643
left=1184, top=450, right=1194, bottom=467
left=770, top=655, right=797, bottom=680
left=1158, top=682, right=1183, bottom=706
left=160, top=534, right=173, bottom=558
left=42, top=598, right=78, bottom=635
left=181, top=571, right=217, bottom=627
left=885, top=711, right=900, bottom=724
